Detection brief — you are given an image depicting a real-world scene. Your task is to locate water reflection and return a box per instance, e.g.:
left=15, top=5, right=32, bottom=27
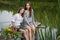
left=0, top=10, right=13, bottom=30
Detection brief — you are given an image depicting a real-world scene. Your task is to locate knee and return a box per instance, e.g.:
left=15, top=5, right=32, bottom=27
left=25, top=29, right=28, bottom=32
left=23, top=30, right=27, bottom=35
left=33, top=27, right=35, bottom=30
left=25, top=29, right=28, bottom=33
left=21, top=30, right=26, bottom=33
left=27, top=27, right=31, bottom=31
left=32, top=26, right=35, bottom=31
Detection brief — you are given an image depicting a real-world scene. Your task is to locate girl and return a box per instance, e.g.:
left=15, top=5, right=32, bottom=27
left=23, top=2, right=35, bottom=40
left=11, top=7, right=28, bottom=40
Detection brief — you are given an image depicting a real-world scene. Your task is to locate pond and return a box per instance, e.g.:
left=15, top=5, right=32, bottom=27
left=0, top=10, right=13, bottom=31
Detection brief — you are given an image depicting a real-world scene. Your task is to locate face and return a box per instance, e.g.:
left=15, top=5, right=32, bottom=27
left=20, top=8, right=24, bottom=14
left=26, top=3, right=30, bottom=9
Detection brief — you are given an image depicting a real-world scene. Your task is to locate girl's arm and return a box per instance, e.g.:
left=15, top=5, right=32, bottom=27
left=11, top=15, right=18, bottom=31
left=32, top=10, right=36, bottom=26
left=32, top=10, right=41, bottom=27
left=11, top=21, right=17, bottom=28
left=11, top=21, right=17, bottom=31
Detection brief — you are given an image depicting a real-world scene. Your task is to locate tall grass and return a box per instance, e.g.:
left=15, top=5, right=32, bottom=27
left=0, top=0, right=58, bottom=40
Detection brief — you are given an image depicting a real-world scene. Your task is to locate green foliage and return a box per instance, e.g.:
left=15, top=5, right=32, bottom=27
left=0, top=0, right=59, bottom=40
left=0, top=26, right=22, bottom=40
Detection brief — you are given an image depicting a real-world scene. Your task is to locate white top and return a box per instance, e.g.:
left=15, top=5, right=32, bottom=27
left=11, top=13, right=23, bottom=26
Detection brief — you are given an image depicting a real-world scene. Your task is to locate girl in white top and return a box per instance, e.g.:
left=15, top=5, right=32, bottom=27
left=11, top=7, right=28, bottom=40
left=12, top=13, right=23, bottom=28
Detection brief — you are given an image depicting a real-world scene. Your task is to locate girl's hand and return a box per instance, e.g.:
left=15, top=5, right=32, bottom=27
left=13, top=26, right=18, bottom=32
left=28, top=24, right=32, bottom=27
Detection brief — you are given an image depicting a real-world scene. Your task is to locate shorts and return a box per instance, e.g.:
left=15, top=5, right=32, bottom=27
left=23, top=22, right=34, bottom=28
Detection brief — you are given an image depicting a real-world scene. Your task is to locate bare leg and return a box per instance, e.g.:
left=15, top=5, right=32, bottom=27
left=21, top=29, right=29, bottom=40
left=30, top=26, right=35, bottom=40
left=26, top=26, right=32, bottom=40
left=25, top=29, right=29, bottom=40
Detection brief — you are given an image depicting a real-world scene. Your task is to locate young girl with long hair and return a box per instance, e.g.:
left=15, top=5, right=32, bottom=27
left=23, top=2, right=35, bottom=40
left=11, top=7, right=28, bottom=40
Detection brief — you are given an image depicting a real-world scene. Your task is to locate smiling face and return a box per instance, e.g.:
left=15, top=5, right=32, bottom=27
left=25, top=2, right=32, bottom=17
left=26, top=3, right=30, bottom=10
left=18, top=7, right=24, bottom=17
left=20, top=8, right=24, bottom=14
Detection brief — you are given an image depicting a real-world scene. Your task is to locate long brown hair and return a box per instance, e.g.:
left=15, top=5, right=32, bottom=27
left=25, top=2, right=32, bottom=17
left=17, top=7, right=24, bottom=17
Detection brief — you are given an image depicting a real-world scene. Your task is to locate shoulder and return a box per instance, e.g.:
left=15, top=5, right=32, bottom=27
left=24, top=10, right=28, bottom=15
left=25, top=9, right=34, bottom=12
left=32, top=9, right=34, bottom=12
left=14, top=13, right=19, bottom=16
left=25, top=10, right=28, bottom=13
left=31, top=9, right=34, bottom=14
left=13, top=13, right=19, bottom=17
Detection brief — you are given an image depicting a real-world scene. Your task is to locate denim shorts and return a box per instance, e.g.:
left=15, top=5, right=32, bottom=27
left=23, top=22, right=34, bottom=28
